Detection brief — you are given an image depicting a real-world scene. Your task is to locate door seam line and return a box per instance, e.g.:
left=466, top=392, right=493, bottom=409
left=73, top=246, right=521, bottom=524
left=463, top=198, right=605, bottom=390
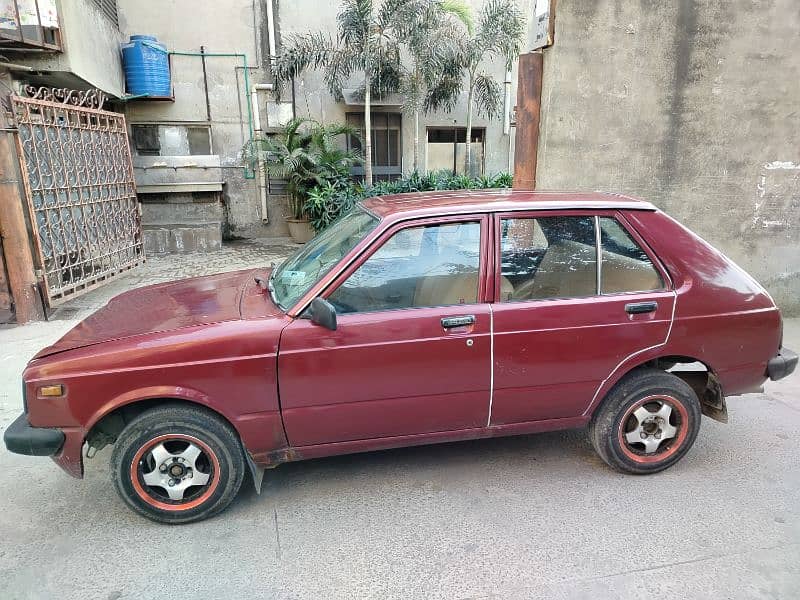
left=487, top=304, right=494, bottom=427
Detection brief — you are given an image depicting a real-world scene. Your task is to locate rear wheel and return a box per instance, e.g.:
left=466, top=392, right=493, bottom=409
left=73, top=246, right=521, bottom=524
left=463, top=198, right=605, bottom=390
left=589, top=369, right=702, bottom=474
left=111, top=405, right=245, bottom=524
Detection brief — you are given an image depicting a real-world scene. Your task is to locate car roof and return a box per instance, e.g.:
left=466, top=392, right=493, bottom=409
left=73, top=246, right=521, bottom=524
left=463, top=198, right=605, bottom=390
left=359, top=189, right=656, bottom=219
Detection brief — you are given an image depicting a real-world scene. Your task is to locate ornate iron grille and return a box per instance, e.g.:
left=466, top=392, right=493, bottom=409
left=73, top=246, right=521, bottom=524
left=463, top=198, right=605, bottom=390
left=12, top=87, right=144, bottom=305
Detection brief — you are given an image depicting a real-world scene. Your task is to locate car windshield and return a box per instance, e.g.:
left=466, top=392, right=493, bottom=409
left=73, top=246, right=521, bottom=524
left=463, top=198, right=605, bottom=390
left=271, top=206, right=379, bottom=310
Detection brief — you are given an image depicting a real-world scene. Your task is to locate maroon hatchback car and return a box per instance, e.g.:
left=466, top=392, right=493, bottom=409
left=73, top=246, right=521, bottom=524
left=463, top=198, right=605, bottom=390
left=5, top=191, right=796, bottom=523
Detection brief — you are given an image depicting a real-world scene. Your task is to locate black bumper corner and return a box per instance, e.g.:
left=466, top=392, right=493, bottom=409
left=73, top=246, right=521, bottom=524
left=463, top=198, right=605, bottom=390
left=768, top=348, right=798, bottom=381
left=4, top=413, right=65, bottom=456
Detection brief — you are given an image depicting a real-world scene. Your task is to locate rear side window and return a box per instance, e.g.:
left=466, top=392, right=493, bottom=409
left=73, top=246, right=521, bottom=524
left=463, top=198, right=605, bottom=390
left=500, top=216, right=597, bottom=301
left=599, top=217, right=664, bottom=293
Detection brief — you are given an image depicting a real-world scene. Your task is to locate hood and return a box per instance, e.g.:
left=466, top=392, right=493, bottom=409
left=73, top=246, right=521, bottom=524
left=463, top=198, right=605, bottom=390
left=36, top=269, right=259, bottom=358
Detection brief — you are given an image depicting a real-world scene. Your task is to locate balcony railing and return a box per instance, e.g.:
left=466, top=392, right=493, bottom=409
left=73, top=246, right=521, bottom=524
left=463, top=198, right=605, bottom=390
left=0, top=0, right=61, bottom=51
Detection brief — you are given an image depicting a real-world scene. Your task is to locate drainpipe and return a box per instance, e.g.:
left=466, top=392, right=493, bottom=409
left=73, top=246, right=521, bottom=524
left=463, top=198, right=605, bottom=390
left=265, top=0, right=277, bottom=63
left=503, top=68, right=513, bottom=172
left=251, top=83, right=274, bottom=223
left=503, top=68, right=512, bottom=135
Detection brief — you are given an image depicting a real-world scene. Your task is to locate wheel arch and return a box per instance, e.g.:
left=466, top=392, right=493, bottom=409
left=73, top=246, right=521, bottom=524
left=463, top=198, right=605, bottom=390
left=86, top=395, right=239, bottom=453
left=587, top=354, right=727, bottom=423
left=86, top=393, right=266, bottom=493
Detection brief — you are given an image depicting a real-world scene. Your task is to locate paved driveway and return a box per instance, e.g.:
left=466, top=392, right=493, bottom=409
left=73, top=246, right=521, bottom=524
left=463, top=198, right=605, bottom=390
left=1, top=245, right=798, bottom=599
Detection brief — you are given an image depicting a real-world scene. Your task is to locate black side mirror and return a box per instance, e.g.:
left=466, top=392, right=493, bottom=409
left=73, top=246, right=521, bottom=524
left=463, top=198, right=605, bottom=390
left=310, top=297, right=337, bottom=330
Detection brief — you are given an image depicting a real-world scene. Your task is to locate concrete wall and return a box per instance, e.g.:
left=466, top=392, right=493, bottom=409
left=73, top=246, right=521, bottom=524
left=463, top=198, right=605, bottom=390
left=117, top=0, right=286, bottom=238
left=23, top=0, right=125, bottom=96
left=278, top=0, right=536, bottom=177
left=536, top=0, right=800, bottom=314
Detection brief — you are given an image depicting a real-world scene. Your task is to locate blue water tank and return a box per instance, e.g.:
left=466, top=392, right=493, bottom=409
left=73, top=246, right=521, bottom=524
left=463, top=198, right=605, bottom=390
left=122, top=35, right=171, bottom=97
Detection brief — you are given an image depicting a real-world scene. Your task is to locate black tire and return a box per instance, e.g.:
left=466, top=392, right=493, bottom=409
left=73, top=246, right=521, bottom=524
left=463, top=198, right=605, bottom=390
left=111, top=404, right=246, bottom=524
left=588, top=368, right=702, bottom=474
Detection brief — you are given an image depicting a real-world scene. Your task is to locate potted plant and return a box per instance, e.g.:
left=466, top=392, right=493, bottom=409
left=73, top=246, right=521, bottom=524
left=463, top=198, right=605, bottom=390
left=250, top=117, right=361, bottom=243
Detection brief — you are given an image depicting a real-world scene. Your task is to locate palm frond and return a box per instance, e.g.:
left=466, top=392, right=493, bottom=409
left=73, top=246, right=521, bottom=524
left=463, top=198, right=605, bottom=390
left=472, top=72, right=503, bottom=118
left=475, top=0, right=525, bottom=67
left=438, top=0, right=473, bottom=35
left=272, top=32, right=336, bottom=86
left=425, top=72, right=464, bottom=113
left=338, top=0, right=372, bottom=47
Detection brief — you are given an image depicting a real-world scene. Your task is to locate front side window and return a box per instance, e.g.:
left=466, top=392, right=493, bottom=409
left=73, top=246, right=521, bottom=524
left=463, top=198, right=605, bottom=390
left=599, top=217, right=664, bottom=293
left=328, top=221, right=481, bottom=314
left=500, top=216, right=597, bottom=301
left=271, top=207, right=379, bottom=309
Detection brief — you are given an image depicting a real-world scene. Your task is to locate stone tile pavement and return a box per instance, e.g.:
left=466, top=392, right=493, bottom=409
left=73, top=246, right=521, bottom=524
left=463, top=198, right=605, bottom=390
left=46, top=237, right=300, bottom=321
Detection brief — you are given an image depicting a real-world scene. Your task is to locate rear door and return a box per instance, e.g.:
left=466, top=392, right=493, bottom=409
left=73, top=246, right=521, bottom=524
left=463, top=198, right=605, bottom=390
left=279, top=215, right=493, bottom=446
left=490, top=210, right=675, bottom=425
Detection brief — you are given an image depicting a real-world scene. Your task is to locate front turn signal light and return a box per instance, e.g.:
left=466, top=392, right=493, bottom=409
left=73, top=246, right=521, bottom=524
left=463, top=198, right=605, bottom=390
left=39, top=384, right=64, bottom=397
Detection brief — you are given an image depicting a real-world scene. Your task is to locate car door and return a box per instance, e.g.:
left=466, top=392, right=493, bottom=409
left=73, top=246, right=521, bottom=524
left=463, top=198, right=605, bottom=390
left=490, top=210, right=675, bottom=425
left=278, top=215, right=492, bottom=446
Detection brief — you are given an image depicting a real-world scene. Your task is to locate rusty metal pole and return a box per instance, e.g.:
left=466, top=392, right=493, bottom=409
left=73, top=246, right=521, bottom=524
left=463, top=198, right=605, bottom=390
left=512, top=50, right=544, bottom=190
left=0, top=108, right=45, bottom=323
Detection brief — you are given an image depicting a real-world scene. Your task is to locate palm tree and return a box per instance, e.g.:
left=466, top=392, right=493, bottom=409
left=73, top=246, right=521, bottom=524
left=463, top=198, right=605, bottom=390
left=427, top=0, right=525, bottom=176
left=273, top=0, right=434, bottom=187
left=400, top=0, right=473, bottom=172
left=250, top=117, right=361, bottom=219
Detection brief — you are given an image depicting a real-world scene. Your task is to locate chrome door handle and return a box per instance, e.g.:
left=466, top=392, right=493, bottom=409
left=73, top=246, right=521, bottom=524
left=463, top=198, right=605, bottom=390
left=625, top=301, right=658, bottom=314
left=441, top=315, right=476, bottom=328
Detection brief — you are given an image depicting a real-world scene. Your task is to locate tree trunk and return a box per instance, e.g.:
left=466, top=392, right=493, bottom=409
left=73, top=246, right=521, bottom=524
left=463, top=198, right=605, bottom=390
left=363, top=72, right=373, bottom=187
left=464, top=77, right=474, bottom=176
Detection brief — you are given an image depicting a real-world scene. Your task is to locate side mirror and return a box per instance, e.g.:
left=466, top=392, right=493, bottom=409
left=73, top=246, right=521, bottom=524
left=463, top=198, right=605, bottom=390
left=310, top=297, right=337, bottom=330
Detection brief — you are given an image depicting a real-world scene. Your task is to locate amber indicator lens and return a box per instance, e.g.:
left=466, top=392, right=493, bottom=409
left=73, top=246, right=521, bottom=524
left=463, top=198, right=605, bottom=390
left=39, top=385, right=64, bottom=397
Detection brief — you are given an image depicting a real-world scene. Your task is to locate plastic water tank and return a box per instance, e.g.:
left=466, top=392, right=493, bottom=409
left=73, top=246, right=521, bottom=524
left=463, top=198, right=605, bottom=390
left=122, top=35, right=171, bottom=97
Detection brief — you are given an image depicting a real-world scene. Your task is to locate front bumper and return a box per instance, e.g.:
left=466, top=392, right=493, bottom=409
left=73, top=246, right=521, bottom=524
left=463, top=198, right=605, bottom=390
left=767, top=348, right=798, bottom=381
left=4, top=413, right=65, bottom=456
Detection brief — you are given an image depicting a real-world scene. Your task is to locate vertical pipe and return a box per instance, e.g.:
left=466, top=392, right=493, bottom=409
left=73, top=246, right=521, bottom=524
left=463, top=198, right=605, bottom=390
left=512, top=51, right=543, bottom=190
left=503, top=69, right=512, bottom=135
left=265, top=0, right=277, bottom=62
left=452, top=123, right=457, bottom=175
left=200, top=46, right=211, bottom=121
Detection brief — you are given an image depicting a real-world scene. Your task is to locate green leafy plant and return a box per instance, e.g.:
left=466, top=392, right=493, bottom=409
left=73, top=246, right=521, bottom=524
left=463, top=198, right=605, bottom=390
left=306, top=170, right=512, bottom=231
left=246, top=117, right=361, bottom=220
left=304, top=180, right=362, bottom=232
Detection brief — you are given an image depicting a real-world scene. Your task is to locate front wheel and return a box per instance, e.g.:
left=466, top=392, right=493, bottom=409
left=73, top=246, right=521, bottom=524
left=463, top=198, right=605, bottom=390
left=111, top=405, right=245, bottom=524
left=589, top=369, right=702, bottom=474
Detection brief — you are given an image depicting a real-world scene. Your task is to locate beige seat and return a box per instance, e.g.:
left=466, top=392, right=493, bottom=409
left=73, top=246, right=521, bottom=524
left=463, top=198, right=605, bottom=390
left=414, top=273, right=478, bottom=306
left=513, top=241, right=596, bottom=300
left=413, top=274, right=515, bottom=306
left=602, top=252, right=662, bottom=293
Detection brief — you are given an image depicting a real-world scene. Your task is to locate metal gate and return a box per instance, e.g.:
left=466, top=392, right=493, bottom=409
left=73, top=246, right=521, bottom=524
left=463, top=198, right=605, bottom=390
left=12, top=86, right=143, bottom=305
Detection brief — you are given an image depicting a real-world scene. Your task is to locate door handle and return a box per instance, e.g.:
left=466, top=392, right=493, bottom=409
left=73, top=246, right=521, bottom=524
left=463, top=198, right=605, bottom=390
left=625, top=301, right=658, bottom=314
left=441, top=315, right=476, bottom=329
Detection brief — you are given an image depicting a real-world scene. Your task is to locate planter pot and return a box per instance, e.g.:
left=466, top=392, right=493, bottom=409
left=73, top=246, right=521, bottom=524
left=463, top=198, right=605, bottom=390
left=286, top=218, right=316, bottom=243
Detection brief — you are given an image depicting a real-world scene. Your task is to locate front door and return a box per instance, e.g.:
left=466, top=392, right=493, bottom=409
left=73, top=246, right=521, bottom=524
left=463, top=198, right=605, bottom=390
left=490, top=211, right=675, bottom=425
left=279, top=216, right=492, bottom=446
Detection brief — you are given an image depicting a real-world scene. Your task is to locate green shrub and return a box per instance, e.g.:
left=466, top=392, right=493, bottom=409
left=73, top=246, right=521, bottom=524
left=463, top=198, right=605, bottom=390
left=306, top=170, right=512, bottom=232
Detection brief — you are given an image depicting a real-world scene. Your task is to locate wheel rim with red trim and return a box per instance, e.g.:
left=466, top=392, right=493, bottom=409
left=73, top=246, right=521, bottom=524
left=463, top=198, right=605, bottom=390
left=617, top=395, right=690, bottom=464
left=130, top=434, right=221, bottom=512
